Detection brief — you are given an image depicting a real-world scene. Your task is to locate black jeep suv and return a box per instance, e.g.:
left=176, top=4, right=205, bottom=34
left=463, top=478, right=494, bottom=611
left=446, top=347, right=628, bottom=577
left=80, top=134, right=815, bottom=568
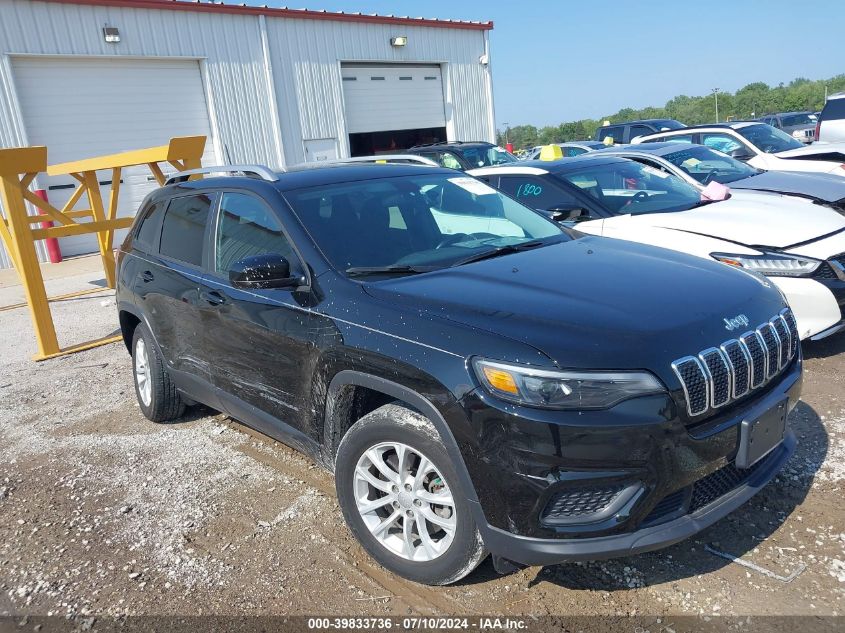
left=117, top=162, right=801, bottom=585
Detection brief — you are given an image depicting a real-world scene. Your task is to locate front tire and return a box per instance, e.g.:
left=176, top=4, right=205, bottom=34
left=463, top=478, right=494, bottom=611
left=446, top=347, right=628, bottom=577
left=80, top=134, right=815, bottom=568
left=131, top=324, right=185, bottom=423
left=335, top=403, right=487, bottom=585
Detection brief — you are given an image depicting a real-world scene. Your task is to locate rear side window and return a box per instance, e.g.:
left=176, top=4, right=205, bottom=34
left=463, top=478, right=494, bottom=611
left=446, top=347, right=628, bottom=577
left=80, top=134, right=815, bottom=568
left=134, top=202, right=164, bottom=252
left=160, top=193, right=213, bottom=266
left=629, top=125, right=654, bottom=140
left=596, top=126, right=623, bottom=142
left=649, top=133, right=694, bottom=145
left=562, top=146, right=588, bottom=157
left=821, top=98, right=845, bottom=121
left=498, top=175, right=579, bottom=210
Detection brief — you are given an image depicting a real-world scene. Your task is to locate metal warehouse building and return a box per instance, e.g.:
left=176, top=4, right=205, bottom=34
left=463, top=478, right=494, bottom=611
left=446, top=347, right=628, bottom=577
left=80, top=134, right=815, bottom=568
left=0, top=0, right=495, bottom=266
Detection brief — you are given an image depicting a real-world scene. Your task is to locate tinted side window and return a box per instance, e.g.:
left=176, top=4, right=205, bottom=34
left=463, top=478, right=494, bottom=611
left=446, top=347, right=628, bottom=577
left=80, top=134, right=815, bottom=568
left=596, top=126, right=623, bottom=142
left=649, top=133, right=694, bottom=145
left=134, top=202, right=164, bottom=252
left=497, top=175, right=578, bottom=210
left=437, top=151, right=464, bottom=170
left=629, top=125, right=654, bottom=140
left=821, top=99, right=845, bottom=121
left=700, top=133, right=746, bottom=154
left=215, top=192, right=294, bottom=274
left=160, top=194, right=213, bottom=266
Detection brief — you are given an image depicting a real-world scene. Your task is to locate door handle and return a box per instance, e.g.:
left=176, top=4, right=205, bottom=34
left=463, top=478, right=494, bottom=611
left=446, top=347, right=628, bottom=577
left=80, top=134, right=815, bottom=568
left=139, top=270, right=154, bottom=283
left=200, top=290, right=227, bottom=306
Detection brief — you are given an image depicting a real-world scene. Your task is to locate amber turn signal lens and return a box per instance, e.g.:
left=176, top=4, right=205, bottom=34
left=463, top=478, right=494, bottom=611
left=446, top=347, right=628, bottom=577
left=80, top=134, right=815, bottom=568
left=481, top=366, right=519, bottom=395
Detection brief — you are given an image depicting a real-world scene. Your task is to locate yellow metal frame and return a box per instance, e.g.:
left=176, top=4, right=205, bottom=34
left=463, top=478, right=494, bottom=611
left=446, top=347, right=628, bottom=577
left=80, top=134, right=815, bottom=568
left=0, top=136, right=206, bottom=360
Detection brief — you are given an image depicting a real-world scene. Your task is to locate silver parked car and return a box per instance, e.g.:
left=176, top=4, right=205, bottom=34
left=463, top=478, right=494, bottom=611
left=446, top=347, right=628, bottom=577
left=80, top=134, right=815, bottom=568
left=817, top=93, right=845, bottom=144
left=759, top=111, right=817, bottom=144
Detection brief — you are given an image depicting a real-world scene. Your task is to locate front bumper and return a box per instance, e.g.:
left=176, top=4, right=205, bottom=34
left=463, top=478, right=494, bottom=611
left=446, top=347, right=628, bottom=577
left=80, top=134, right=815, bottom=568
left=478, top=431, right=795, bottom=566
left=458, top=358, right=802, bottom=566
left=771, top=276, right=845, bottom=339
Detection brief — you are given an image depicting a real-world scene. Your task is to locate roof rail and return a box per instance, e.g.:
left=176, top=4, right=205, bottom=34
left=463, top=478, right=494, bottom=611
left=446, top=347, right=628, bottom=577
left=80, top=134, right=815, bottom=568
left=164, top=164, right=279, bottom=185
left=292, top=154, right=439, bottom=169
left=332, top=154, right=439, bottom=166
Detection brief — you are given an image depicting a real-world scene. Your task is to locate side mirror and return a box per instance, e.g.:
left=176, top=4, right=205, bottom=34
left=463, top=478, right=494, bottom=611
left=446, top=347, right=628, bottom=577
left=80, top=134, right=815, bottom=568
left=542, top=204, right=590, bottom=223
left=229, top=254, right=302, bottom=290
left=730, top=148, right=754, bottom=161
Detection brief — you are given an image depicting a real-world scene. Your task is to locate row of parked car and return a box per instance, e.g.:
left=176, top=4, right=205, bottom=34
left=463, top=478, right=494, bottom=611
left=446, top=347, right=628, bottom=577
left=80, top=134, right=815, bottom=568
left=115, top=118, right=843, bottom=586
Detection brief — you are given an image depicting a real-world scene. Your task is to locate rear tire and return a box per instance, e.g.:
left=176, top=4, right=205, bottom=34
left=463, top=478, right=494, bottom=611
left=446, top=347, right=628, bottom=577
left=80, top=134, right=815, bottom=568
left=131, top=324, right=185, bottom=423
left=335, top=403, right=487, bottom=585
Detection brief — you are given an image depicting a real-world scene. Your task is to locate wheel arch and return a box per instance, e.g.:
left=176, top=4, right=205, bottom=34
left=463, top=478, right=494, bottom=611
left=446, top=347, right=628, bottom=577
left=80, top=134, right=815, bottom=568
left=325, top=371, right=483, bottom=513
left=117, top=302, right=163, bottom=359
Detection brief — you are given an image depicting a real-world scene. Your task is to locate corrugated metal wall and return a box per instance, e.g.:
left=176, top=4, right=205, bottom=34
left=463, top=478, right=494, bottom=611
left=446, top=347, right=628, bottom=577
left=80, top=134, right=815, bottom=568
left=266, top=18, right=493, bottom=165
left=0, top=0, right=494, bottom=267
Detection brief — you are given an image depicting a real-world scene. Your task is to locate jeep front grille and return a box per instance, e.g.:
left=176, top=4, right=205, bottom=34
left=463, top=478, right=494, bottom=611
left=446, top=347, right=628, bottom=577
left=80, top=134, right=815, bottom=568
left=671, top=309, right=799, bottom=418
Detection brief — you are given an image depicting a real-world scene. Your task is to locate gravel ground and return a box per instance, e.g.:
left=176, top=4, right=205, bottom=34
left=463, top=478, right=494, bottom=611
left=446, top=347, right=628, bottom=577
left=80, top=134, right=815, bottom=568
left=1, top=277, right=844, bottom=629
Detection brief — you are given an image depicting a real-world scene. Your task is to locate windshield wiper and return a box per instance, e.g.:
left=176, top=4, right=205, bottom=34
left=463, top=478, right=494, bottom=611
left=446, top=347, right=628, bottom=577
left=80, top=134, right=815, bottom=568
left=345, top=264, right=435, bottom=277
left=450, top=240, right=546, bottom=267
left=686, top=198, right=721, bottom=210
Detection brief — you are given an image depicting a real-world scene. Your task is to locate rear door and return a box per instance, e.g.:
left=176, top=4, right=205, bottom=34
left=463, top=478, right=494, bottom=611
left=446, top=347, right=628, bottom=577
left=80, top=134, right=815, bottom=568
left=135, top=191, right=217, bottom=387
left=199, top=190, right=315, bottom=439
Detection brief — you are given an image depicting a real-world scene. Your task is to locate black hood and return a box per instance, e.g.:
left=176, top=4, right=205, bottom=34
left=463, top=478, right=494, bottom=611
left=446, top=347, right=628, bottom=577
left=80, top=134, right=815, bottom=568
left=731, top=170, right=845, bottom=204
left=363, top=236, right=787, bottom=387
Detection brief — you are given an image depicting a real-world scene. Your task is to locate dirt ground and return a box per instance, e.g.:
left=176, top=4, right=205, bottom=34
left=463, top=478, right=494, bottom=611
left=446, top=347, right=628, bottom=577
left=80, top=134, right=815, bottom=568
left=1, top=262, right=844, bottom=629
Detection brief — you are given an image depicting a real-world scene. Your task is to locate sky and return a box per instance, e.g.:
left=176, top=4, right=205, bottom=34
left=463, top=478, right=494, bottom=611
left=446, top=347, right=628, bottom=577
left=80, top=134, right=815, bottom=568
left=259, top=0, right=845, bottom=129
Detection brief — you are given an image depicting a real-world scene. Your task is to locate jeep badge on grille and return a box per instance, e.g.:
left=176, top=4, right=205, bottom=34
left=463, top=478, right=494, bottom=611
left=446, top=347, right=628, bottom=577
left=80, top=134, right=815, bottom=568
left=724, top=314, right=750, bottom=331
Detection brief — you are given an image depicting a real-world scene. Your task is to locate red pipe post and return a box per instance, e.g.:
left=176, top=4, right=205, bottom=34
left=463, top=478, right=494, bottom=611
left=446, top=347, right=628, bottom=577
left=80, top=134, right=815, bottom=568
left=34, top=189, right=62, bottom=264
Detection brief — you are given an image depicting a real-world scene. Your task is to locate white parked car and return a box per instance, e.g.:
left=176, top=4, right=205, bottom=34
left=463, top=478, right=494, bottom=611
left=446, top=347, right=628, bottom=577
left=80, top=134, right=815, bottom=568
left=817, top=92, right=845, bottom=144
left=592, top=142, right=845, bottom=212
left=470, top=155, right=845, bottom=340
left=633, top=122, right=845, bottom=178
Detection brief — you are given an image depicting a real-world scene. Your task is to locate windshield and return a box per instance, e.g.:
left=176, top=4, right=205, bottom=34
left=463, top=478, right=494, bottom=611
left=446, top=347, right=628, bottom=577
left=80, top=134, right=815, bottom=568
left=454, top=145, right=517, bottom=168
left=781, top=113, right=816, bottom=127
left=663, top=145, right=759, bottom=184
left=555, top=159, right=703, bottom=215
left=654, top=119, right=686, bottom=130
left=736, top=123, right=803, bottom=153
left=284, top=173, right=564, bottom=276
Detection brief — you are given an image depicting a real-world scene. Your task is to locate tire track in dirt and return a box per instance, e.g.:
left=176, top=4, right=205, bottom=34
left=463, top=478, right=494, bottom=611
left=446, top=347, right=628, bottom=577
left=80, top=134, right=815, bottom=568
left=222, top=417, right=468, bottom=614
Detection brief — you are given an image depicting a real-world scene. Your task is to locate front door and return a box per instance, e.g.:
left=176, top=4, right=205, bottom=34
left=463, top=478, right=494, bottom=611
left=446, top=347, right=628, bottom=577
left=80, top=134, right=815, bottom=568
left=198, top=191, right=315, bottom=439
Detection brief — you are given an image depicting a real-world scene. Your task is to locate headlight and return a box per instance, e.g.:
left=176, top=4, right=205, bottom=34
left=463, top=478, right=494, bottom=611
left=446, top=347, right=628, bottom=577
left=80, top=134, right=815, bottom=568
left=472, top=358, right=666, bottom=410
left=711, top=252, right=821, bottom=277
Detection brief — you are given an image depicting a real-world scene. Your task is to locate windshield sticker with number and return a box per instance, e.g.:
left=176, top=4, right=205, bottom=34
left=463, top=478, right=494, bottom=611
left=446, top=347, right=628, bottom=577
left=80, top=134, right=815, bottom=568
left=448, top=177, right=497, bottom=196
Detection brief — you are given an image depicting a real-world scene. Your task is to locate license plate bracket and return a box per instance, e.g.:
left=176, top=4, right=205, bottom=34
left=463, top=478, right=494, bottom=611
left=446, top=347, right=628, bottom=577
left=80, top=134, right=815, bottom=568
left=736, top=399, right=787, bottom=469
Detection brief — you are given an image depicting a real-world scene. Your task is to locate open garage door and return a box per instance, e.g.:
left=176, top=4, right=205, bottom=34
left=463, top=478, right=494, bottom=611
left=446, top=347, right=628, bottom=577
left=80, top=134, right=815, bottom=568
left=342, top=64, right=447, bottom=156
left=12, top=56, right=217, bottom=258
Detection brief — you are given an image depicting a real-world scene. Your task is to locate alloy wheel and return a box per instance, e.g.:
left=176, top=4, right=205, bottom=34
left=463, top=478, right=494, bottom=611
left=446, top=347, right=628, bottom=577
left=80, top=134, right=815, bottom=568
left=353, top=441, right=456, bottom=561
left=134, top=338, right=152, bottom=407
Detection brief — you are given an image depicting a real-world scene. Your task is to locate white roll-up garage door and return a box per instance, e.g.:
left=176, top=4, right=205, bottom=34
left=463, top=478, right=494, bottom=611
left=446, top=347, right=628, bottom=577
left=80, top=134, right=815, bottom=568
left=12, top=56, right=217, bottom=258
left=342, top=64, right=446, bottom=134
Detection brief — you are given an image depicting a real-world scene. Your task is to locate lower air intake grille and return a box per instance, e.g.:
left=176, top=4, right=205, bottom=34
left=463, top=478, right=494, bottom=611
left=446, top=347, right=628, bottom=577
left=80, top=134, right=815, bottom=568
left=641, top=489, right=686, bottom=526
left=542, top=485, right=623, bottom=522
left=689, top=459, right=767, bottom=512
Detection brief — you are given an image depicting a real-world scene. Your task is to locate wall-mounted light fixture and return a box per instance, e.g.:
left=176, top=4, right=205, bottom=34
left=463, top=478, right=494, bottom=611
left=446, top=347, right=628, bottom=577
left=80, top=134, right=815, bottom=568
left=103, top=26, right=120, bottom=43
left=390, top=36, right=408, bottom=47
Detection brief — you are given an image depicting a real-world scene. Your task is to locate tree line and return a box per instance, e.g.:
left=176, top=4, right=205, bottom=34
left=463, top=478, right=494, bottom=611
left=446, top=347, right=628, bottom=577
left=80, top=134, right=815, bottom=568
left=497, top=75, right=845, bottom=149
